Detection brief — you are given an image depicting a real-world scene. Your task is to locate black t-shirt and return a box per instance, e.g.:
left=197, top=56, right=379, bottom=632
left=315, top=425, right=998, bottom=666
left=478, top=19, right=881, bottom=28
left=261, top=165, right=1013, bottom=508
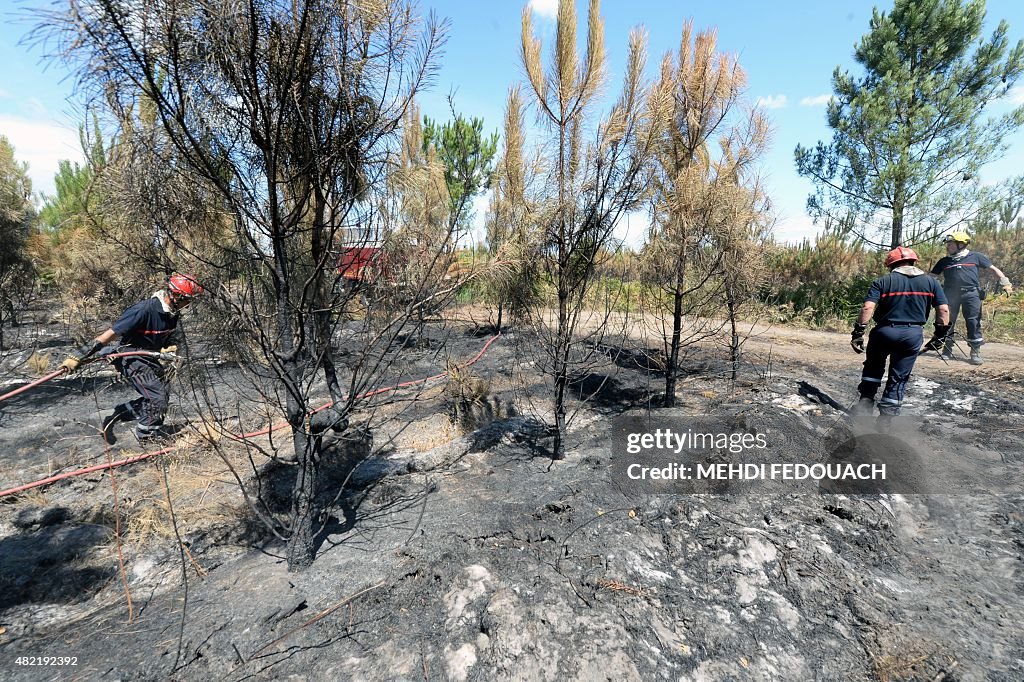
left=111, top=296, right=180, bottom=351
left=930, top=252, right=992, bottom=290
left=865, top=271, right=948, bottom=325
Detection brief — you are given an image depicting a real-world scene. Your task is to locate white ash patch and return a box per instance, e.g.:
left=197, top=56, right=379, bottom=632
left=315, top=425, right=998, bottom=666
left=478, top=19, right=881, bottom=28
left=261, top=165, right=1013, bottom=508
left=912, top=378, right=940, bottom=395
left=444, top=564, right=493, bottom=627
left=942, top=394, right=976, bottom=412
left=874, top=576, right=910, bottom=594
left=444, top=642, right=477, bottom=681
left=772, top=395, right=819, bottom=413
left=626, top=556, right=674, bottom=584
left=737, top=535, right=778, bottom=569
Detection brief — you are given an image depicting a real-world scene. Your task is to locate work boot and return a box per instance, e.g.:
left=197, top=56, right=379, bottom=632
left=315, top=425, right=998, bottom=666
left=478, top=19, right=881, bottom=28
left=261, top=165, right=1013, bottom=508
left=134, top=424, right=176, bottom=446
left=876, top=413, right=895, bottom=434
left=940, top=351, right=954, bottom=362
left=969, top=347, right=983, bottom=365
left=852, top=397, right=875, bottom=416
left=101, top=405, right=131, bottom=445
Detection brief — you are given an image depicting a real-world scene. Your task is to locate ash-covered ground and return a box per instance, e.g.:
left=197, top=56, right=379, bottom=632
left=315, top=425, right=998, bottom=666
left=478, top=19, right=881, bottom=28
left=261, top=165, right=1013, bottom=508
left=1, top=310, right=1023, bottom=681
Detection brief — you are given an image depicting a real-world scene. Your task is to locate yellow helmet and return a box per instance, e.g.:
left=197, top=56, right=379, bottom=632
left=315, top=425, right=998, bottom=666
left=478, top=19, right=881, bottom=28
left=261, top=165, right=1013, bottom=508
left=943, top=231, right=971, bottom=245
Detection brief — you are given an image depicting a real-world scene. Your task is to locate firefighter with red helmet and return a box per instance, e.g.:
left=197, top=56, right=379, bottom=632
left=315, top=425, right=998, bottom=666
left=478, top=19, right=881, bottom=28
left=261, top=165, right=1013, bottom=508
left=60, top=274, right=204, bottom=444
left=850, top=248, right=950, bottom=427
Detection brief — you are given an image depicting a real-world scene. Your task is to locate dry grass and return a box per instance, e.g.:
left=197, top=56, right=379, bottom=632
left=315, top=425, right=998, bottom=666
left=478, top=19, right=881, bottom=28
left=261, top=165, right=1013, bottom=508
left=118, top=433, right=244, bottom=543
left=394, top=414, right=459, bottom=452
left=595, top=578, right=649, bottom=597
left=8, top=488, right=50, bottom=507
left=444, top=360, right=491, bottom=406
left=26, top=351, right=51, bottom=375
left=124, top=469, right=239, bottom=541
left=870, top=649, right=956, bottom=682
left=984, top=294, right=1024, bottom=344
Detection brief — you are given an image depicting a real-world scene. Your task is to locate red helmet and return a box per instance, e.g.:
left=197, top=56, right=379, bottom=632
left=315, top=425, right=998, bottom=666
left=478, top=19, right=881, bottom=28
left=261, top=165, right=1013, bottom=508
left=168, top=273, right=204, bottom=298
left=884, top=246, right=918, bottom=268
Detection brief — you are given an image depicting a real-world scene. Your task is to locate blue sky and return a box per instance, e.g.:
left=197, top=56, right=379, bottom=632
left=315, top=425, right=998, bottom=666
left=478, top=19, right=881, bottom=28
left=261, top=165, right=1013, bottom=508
left=3, top=0, right=1023, bottom=246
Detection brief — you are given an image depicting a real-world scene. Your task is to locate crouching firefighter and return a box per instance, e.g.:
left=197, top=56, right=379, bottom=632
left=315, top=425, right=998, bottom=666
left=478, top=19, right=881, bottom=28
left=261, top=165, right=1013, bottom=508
left=850, top=247, right=950, bottom=428
left=60, top=274, right=204, bottom=444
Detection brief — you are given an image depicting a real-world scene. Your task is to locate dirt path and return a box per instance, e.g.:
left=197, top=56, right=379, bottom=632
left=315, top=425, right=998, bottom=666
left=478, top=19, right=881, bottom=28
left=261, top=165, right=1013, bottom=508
left=741, top=321, right=1024, bottom=380
left=451, top=303, right=1024, bottom=395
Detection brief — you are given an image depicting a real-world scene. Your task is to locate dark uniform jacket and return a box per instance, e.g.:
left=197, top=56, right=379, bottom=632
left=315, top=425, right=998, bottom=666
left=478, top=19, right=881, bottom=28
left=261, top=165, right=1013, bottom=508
left=111, top=295, right=180, bottom=352
left=864, top=267, right=948, bottom=325
left=930, top=252, right=991, bottom=290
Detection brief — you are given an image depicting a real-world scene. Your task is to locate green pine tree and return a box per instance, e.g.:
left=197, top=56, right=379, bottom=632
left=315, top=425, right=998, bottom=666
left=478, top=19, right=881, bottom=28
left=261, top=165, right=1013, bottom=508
left=795, top=0, right=1024, bottom=248
left=422, top=113, right=498, bottom=233
left=39, top=116, right=107, bottom=237
left=0, top=136, right=36, bottom=349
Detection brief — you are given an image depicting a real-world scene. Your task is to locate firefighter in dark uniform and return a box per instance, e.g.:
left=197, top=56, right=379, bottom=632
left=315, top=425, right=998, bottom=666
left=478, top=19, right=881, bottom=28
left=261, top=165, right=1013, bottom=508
left=60, top=274, right=204, bottom=443
left=929, top=231, right=1014, bottom=365
left=850, top=247, right=950, bottom=428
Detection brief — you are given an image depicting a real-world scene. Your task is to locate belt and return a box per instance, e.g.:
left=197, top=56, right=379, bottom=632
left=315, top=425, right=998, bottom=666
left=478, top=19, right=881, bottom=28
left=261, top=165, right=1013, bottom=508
left=877, top=322, right=924, bottom=327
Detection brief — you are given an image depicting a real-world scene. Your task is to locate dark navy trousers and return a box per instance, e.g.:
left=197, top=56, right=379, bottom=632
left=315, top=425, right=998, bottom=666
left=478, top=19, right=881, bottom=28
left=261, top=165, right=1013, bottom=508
left=857, top=325, right=923, bottom=416
left=943, top=287, right=983, bottom=352
left=114, top=357, right=169, bottom=436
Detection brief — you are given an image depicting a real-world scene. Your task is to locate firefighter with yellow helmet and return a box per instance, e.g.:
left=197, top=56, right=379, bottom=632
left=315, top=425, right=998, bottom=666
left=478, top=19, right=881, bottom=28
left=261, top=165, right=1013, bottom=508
left=929, top=232, right=1013, bottom=365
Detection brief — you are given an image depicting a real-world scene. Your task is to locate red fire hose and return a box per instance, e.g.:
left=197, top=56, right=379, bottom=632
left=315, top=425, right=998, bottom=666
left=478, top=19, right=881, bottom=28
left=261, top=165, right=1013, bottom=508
left=0, top=351, right=169, bottom=404
left=0, top=369, right=69, bottom=402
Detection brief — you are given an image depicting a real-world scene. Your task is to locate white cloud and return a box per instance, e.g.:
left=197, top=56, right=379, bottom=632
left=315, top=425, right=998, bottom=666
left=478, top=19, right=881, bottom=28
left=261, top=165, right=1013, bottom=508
left=0, top=115, right=84, bottom=200
left=0, top=89, right=10, bottom=99
left=771, top=213, right=822, bottom=245
left=755, top=94, right=788, bottom=110
left=25, top=97, right=50, bottom=117
left=529, top=0, right=559, bottom=21
left=799, top=94, right=832, bottom=107
left=460, top=192, right=493, bottom=248
left=612, top=209, right=650, bottom=252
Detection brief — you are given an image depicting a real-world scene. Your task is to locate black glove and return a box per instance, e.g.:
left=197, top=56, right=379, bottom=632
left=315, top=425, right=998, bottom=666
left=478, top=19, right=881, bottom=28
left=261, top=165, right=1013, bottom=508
left=76, top=339, right=104, bottom=360
left=850, top=323, right=867, bottom=354
left=923, top=323, right=950, bottom=352
left=60, top=339, right=104, bottom=372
